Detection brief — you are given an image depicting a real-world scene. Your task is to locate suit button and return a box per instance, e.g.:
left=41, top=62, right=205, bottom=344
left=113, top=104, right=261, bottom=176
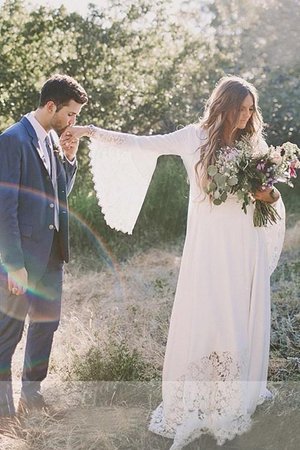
left=49, top=224, right=54, bottom=230
left=49, top=203, right=54, bottom=208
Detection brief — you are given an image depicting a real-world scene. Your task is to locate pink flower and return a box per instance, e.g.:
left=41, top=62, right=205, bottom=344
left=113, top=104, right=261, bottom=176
left=256, top=162, right=265, bottom=171
left=289, top=160, right=299, bottom=178
left=270, top=151, right=282, bottom=165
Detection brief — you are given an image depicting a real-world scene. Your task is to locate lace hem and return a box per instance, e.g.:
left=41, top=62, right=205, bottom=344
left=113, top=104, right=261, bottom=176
left=149, top=351, right=260, bottom=448
left=149, top=402, right=252, bottom=447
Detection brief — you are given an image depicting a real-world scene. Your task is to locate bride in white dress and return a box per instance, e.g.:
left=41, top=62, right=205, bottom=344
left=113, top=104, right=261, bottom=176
left=61, top=76, right=285, bottom=449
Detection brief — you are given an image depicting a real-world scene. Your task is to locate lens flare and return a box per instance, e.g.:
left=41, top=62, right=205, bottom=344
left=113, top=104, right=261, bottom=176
left=0, top=182, right=125, bottom=322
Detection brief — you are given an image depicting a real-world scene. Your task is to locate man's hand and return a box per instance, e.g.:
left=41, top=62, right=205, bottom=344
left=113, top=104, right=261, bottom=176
left=61, top=137, right=80, bottom=162
left=8, top=267, right=28, bottom=296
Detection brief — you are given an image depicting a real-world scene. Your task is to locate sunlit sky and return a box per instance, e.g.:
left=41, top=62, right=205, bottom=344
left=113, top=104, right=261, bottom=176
left=0, top=0, right=184, bottom=17
left=29, top=0, right=118, bottom=16
left=0, top=0, right=95, bottom=15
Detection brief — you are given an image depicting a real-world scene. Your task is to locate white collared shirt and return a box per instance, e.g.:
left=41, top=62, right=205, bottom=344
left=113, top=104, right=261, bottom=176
left=25, top=111, right=76, bottom=167
left=26, top=111, right=52, bottom=174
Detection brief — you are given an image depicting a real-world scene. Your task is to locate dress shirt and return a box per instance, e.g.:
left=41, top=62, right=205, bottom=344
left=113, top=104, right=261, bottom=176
left=26, top=112, right=60, bottom=230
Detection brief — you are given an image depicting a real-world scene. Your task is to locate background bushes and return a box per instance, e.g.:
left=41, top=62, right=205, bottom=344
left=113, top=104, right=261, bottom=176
left=0, top=0, right=299, bottom=260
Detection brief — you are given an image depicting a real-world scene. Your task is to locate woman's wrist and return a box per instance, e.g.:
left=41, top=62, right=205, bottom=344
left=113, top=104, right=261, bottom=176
left=85, top=124, right=97, bottom=139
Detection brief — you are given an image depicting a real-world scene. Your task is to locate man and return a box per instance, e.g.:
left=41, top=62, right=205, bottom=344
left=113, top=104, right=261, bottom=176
left=0, top=74, right=88, bottom=434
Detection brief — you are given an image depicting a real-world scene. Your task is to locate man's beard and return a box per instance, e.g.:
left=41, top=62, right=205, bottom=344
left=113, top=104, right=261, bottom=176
left=53, top=125, right=68, bottom=137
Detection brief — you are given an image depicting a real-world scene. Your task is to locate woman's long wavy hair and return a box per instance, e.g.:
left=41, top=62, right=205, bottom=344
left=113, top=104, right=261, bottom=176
left=196, top=76, right=264, bottom=189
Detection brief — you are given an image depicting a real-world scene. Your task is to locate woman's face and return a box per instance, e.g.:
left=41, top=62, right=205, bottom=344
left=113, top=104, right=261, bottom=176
left=226, top=93, right=254, bottom=131
left=236, top=94, right=254, bottom=129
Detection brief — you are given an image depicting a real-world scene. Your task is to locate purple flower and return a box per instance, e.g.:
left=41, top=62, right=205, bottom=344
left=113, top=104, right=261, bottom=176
left=256, top=162, right=265, bottom=171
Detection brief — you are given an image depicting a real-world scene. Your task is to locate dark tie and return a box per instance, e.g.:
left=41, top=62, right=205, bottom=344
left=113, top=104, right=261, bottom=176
left=45, top=135, right=53, bottom=177
left=45, top=135, right=59, bottom=231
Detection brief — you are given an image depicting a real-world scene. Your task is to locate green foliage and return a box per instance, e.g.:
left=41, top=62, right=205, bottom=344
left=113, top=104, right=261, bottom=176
left=73, top=340, right=159, bottom=381
left=205, top=0, right=300, bottom=144
left=1, top=0, right=300, bottom=258
left=0, top=0, right=77, bottom=126
left=137, top=156, right=189, bottom=239
left=278, top=177, right=300, bottom=227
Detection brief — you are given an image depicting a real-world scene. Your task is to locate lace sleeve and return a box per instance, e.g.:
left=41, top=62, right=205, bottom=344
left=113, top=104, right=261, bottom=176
left=263, top=197, right=286, bottom=275
left=88, top=125, right=199, bottom=234
left=89, top=124, right=198, bottom=156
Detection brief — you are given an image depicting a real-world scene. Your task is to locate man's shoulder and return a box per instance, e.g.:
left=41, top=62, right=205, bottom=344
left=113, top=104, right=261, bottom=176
left=0, top=119, right=29, bottom=143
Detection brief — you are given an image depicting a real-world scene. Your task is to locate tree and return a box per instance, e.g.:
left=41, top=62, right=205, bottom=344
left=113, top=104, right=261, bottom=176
left=1, top=0, right=299, bottom=256
left=0, top=0, right=78, bottom=127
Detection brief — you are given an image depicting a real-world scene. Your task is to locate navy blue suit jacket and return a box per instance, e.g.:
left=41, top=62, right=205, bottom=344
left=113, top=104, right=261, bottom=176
left=0, top=117, right=77, bottom=282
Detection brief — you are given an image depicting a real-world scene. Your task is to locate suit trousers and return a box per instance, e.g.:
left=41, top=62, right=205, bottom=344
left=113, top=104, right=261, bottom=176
left=0, top=232, right=63, bottom=416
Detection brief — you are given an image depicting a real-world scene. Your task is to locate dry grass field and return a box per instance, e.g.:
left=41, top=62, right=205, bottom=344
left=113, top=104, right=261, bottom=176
left=1, top=221, right=299, bottom=449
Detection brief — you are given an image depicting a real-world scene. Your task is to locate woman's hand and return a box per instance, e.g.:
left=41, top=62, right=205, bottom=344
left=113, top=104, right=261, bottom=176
left=60, top=125, right=91, bottom=146
left=254, top=186, right=280, bottom=204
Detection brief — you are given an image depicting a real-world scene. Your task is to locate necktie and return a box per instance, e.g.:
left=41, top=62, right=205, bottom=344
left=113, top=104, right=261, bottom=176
left=45, top=136, right=59, bottom=231
left=44, top=136, right=53, bottom=177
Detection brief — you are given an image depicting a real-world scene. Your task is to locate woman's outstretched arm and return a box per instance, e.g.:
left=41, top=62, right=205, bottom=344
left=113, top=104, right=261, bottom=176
left=60, top=124, right=201, bottom=157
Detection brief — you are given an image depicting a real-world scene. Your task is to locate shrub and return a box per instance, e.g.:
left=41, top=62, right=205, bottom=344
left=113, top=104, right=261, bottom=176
left=72, top=340, right=160, bottom=382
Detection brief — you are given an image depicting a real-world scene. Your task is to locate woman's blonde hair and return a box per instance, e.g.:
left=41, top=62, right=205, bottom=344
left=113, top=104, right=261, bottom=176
left=196, top=75, right=264, bottom=189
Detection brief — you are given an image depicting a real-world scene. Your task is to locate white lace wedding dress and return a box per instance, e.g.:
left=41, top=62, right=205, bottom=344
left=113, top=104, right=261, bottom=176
left=88, top=124, right=285, bottom=449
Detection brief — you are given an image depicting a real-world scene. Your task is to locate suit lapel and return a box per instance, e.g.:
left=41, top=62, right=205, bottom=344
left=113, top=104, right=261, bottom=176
left=20, top=117, right=66, bottom=190
left=20, top=116, right=49, bottom=172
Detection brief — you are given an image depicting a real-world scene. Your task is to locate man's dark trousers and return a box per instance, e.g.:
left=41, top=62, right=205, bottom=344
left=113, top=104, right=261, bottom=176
left=0, top=231, right=63, bottom=416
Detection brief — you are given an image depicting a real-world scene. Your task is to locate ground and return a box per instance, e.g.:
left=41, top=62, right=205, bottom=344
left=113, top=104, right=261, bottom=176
left=1, top=222, right=299, bottom=449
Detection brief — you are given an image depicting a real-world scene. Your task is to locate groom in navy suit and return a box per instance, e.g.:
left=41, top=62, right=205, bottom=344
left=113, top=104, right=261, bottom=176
left=0, top=74, right=88, bottom=432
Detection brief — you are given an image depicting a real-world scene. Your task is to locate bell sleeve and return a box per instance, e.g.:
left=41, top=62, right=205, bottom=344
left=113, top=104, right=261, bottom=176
left=88, top=125, right=198, bottom=234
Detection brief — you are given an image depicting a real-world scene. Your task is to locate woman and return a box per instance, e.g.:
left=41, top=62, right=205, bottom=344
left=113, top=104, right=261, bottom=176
left=61, top=76, right=285, bottom=448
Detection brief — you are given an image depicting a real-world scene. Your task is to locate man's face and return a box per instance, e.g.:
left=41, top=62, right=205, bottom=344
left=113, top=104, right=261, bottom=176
left=50, top=100, right=83, bottom=136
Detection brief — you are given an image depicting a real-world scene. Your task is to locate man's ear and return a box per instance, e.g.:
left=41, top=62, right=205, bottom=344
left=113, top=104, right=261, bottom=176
left=45, top=101, right=57, bottom=114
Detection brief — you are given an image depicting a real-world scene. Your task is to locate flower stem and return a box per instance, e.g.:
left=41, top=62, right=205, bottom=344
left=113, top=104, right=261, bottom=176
left=253, top=200, right=281, bottom=227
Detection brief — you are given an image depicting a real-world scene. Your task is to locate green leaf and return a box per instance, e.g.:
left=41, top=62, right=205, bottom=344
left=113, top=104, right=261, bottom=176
left=237, top=190, right=245, bottom=200
left=207, top=181, right=217, bottom=193
left=207, top=165, right=218, bottom=177
left=220, top=192, right=228, bottom=202
left=213, top=198, right=223, bottom=206
left=228, top=176, right=238, bottom=186
left=214, top=173, right=226, bottom=187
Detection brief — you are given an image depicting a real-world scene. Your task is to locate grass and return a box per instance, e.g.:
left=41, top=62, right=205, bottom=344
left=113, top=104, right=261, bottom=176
left=1, top=381, right=299, bottom=449
left=3, top=217, right=299, bottom=449
left=62, top=233, right=300, bottom=385
left=268, top=221, right=300, bottom=381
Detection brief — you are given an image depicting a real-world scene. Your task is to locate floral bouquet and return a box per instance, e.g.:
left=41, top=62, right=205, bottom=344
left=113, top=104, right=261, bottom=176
left=205, top=138, right=300, bottom=227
